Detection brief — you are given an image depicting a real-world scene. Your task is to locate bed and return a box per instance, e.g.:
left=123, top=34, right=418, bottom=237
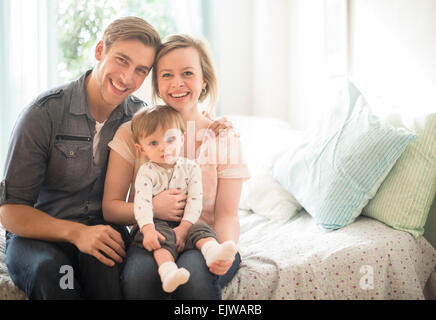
left=1, top=83, right=436, bottom=300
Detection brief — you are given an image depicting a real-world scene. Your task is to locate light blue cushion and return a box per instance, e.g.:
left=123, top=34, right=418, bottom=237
left=272, top=81, right=417, bottom=231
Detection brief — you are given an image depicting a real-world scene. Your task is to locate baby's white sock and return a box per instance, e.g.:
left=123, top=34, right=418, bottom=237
left=201, top=240, right=238, bottom=267
left=158, top=261, right=190, bottom=293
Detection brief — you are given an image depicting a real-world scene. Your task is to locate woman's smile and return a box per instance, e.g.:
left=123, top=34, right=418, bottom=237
left=168, top=91, right=191, bottom=104
left=170, top=91, right=189, bottom=98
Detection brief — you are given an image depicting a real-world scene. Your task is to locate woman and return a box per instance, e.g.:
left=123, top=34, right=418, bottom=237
left=102, top=34, right=250, bottom=299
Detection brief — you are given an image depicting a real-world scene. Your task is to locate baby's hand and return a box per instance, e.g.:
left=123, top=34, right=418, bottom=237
left=141, top=224, right=165, bottom=252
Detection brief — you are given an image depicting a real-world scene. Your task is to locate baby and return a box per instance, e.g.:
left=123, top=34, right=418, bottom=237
left=131, top=105, right=238, bottom=293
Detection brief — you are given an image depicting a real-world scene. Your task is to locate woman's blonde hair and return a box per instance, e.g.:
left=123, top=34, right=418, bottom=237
left=131, top=105, right=186, bottom=143
left=152, top=34, right=218, bottom=114
left=102, top=16, right=161, bottom=52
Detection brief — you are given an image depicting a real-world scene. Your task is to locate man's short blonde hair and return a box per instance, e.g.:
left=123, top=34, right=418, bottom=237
left=152, top=34, right=218, bottom=115
left=103, top=16, right=161, bottom=52
left=131, top=105, right=185, bottom=143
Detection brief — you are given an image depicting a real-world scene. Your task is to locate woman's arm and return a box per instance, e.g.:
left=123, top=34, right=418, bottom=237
left=213, top=178, right=243, bottom=243
left=207, top=178, right=243, bottom=275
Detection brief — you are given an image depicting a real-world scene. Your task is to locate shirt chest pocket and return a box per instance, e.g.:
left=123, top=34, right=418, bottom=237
left=49, top=136, right=92, bottom=189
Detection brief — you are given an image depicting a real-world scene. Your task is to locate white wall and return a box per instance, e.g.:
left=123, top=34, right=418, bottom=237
left=287, top=0, right=330, bottom=129
left=209, top=0, right=330, bottom=130
left=209, top=0, right=254, bottom=117
left=251, top=0, right=291, bottom=120
left=349, top=0, right=436, bottom=115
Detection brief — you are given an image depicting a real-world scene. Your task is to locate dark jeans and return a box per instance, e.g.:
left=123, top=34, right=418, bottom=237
left=121, top=245, right=241, bottom=300
left=5, top=219, right=130, bottom=300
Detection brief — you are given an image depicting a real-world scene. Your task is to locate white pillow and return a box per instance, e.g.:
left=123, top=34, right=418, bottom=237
left=242, top=166, right=302, bottom=223
left=227, top=115, right=303, bottom=222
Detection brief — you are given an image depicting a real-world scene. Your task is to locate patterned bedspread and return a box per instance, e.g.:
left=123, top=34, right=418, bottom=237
left=0, top=226, right=27, bottom=300
left=222, top=209, right=436, bottom=300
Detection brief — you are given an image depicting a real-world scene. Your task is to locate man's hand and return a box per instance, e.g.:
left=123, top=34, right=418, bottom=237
left=72, top=224, right=126, bottom=267
left=152, top=188, right=187, bottom=221
left=141, top=224, right=166, bottom=252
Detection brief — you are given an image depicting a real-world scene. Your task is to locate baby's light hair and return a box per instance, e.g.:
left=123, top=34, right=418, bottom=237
left=131, top=105, right=185, bottom=144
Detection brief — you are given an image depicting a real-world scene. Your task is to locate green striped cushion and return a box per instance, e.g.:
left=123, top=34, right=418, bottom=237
left=363, top=113, right=436, bottom=238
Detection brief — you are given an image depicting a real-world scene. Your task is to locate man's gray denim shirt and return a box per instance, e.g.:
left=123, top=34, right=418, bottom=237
left=1, top=70, right=144, bottom=225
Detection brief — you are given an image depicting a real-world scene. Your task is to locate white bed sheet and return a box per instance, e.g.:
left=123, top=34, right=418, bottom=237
left=223, top=209, right=436, bottom=300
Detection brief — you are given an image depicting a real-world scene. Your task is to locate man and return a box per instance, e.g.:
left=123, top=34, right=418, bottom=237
left=0, top=16, right=161, bottom=299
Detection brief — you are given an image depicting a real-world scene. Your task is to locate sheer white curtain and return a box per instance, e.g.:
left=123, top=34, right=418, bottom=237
left=9, top=0, right=50, bottom=116
left=1, top=0, right=52, bottom=174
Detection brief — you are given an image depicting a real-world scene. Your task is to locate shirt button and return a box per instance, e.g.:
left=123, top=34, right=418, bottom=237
left=84, top=201, right=90, bottom=212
